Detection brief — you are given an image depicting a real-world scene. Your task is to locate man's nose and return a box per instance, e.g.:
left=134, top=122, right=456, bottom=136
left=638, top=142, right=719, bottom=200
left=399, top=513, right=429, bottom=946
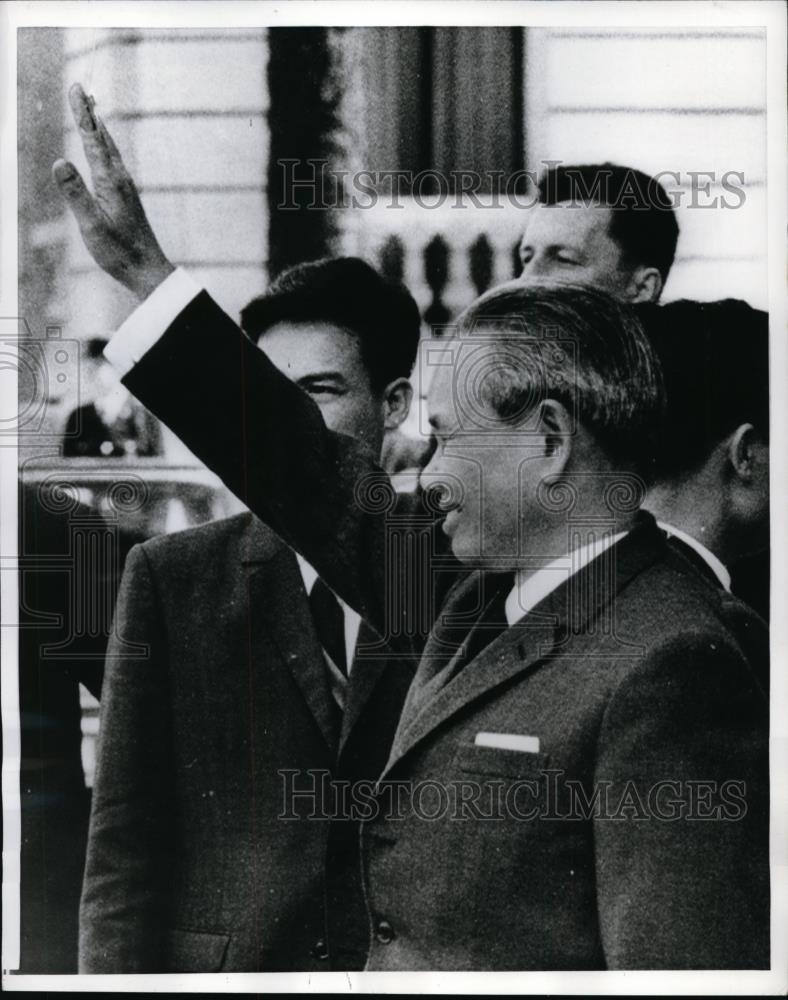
left=520, top=255, right=547, bottom=281
left=420, top=466, right=464, bottom=515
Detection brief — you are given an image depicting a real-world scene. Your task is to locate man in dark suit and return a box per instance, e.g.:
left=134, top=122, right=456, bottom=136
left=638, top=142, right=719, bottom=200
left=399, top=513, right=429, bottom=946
left=77, top=257, right=459, bottom=972
left=360, top=285, right=768, bottom=969
left=54, top=84, right=768, bottom=970
left=90, top=277, right=769, bottom=970
left=639, top=299, right=770, bottom=624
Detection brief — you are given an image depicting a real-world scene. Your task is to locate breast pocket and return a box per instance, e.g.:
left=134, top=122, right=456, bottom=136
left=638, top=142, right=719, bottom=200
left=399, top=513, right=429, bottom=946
left=457, top=742, right=552, bottom=780
left=164, top=928, right=231, bottom=972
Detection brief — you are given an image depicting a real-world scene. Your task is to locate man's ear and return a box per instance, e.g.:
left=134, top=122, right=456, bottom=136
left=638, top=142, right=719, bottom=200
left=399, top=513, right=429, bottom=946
left=728, top=423, right=760, bottom=481
left=382, top=378, right=413, bottom=430
left=626, top=265, right=663, bottom=304
left=536, top=398, right=573, bottom=470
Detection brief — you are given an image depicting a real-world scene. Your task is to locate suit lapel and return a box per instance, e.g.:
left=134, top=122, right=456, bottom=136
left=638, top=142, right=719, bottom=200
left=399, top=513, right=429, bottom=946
left=244, top=525, right=340, bottom=754
left=339, top=620, right=388, bottom=751
left=389, top=611, right=557, bottom=766
left=385, top=512, right=668, bottom=774
left=392, top=570, right=488, bottom=737
left=340, top=619, right=421, bottom=756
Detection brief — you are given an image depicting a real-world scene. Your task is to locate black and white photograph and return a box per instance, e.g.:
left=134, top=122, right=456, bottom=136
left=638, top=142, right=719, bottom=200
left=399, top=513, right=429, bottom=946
left=2, top=0, right=786, bottom=992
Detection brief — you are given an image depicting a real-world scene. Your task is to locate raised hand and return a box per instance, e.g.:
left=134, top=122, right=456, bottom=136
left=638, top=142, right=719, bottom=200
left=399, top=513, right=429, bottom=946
left=52, top=83, right=175, bottom=301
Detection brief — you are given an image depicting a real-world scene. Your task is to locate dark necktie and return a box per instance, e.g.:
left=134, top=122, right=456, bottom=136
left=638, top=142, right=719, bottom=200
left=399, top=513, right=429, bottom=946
left=455, top=574, right=513, bottom=671
left=410, top=573, right=514, bottom=713
left=309, top=577, right=347, bottom=676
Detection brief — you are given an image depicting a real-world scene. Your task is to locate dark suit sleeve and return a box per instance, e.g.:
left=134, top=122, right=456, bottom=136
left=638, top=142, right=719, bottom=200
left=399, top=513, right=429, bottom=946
left=79, top=545, right=174, bottom=972
left=593, top=634, right=769, bottom=969
left=121, top=292, right=388, bottom=625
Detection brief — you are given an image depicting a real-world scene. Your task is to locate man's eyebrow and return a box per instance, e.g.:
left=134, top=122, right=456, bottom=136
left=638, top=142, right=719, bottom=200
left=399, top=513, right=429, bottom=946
left=520, top=239, right=583, bottom=256
left=296, top=371, right=347, bottom=385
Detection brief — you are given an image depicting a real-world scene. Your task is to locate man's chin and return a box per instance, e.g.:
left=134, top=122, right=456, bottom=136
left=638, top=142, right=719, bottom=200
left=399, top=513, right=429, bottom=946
left=446, top=530, right=480, bottom=566
left=447, top=533, right=502, bottom=569
left=448, top=535, right=526, bottom=573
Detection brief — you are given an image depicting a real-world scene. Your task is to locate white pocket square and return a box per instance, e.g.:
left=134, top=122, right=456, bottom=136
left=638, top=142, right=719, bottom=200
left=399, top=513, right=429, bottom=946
left=474, top=732, right=540, bottom=753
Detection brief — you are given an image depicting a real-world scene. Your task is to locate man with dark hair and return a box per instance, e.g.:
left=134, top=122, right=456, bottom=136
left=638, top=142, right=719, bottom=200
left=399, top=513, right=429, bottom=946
left=241, top=257, right=421, bottom=399
left=639, top=299, right=770, bottom=622
left=518, top=162, right=679, bottom=302
left=55, top=85, right=768, bottom=971
left=77, top=256, right=455, bottom=972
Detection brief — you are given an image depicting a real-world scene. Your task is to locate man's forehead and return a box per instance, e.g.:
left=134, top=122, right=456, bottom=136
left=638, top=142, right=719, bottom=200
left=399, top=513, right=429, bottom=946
left=427, top=340, right=499, bottom=428
left=524, top=201, right=615, bottom=244
left=261, top=318, right=358, bottom=344
left=427, top=358, right=454, bottom=408
left=258, top=319, right=362, bottom=369
left=257, top=320, right=366, bottom=384
left=426, top=348, right=464, bottom=426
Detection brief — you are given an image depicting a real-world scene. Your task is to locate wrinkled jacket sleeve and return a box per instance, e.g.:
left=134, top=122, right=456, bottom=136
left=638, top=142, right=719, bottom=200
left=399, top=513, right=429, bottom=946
left=122, top=291, right=390, bottom=629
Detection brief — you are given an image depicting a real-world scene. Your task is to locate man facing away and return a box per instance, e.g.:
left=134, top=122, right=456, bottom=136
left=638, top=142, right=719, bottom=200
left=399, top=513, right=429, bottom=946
left=54, top=84, right=768, bottom=970
left=639, top=298, right=770, bottom=627
left=78, top=257, right=459, bottom=972
left=518, top=162, right=678, bottom=303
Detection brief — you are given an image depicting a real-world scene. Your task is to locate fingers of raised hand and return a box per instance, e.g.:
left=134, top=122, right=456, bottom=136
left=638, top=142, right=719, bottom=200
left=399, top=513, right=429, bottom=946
left=68, top=83, right=122, bottom=180
left=96, top=115, right=127, bottom=173
left=52, top=159, right=102, bottom=232
left=57, top=83, right=170, bottom=293
left=67, top=82, right=96, bottom=132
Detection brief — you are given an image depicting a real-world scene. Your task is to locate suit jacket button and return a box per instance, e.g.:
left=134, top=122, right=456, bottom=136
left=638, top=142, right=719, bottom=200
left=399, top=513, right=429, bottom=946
left=375, top=919, right=395, bottom=944
left=311, top=938, right=329, bottom=960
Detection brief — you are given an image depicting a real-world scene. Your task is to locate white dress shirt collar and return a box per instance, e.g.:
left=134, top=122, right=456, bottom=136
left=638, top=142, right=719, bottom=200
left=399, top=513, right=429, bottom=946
left=504, top=531, right=628, bottom=627
left=657, top=521, right=731, bottom=592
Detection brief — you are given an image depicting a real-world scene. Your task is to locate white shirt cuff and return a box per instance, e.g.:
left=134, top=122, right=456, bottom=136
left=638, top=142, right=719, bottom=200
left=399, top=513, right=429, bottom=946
left=103, top=268, right=203, bottom=376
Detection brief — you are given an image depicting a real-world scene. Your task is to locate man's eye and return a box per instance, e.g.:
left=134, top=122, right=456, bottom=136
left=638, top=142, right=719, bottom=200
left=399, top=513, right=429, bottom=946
left=556, top=254, right=579, bottom=265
